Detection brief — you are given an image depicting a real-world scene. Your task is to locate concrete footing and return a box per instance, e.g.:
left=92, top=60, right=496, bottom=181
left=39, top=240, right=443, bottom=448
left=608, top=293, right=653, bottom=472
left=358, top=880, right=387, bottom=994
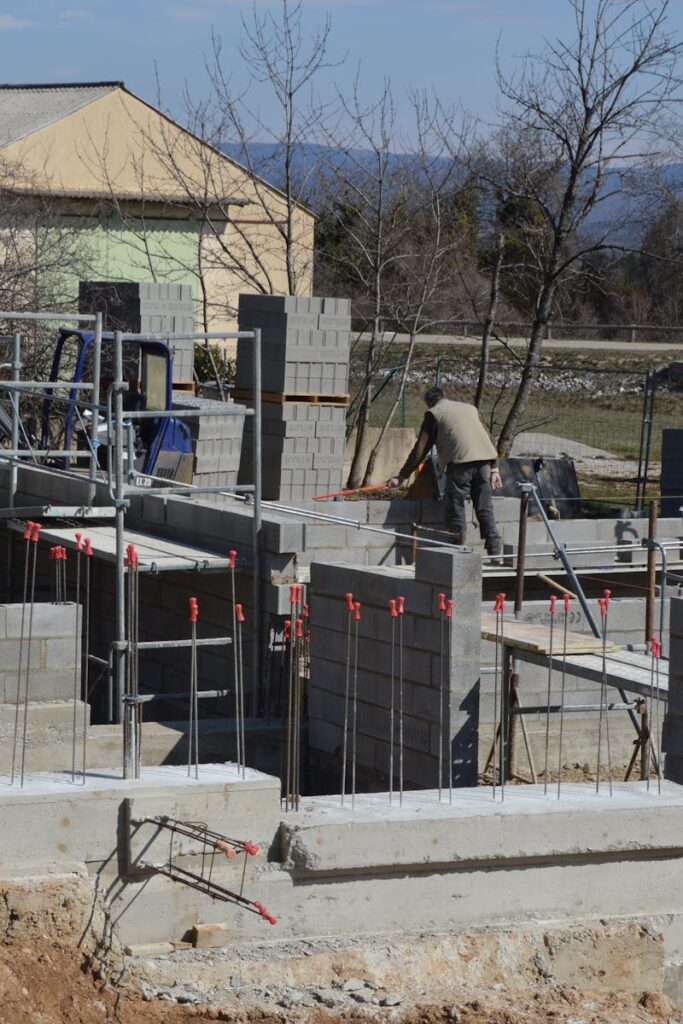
left=2, top=766, right=683, bottom=987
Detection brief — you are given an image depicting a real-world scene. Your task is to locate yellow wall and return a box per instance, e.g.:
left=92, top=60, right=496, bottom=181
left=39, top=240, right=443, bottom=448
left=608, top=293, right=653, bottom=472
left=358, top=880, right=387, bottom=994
left=0, top=87, right=314, bottom=323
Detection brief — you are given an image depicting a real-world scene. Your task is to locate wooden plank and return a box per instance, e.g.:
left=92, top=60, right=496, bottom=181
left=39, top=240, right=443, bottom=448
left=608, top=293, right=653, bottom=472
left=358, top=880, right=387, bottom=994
left=514, top=647, right=668, bottom=700
left=481, top=613, right=619, bottom=655
left=25, top=523, right=231, bottom=572
left=232, top=388, right=349, bottom=406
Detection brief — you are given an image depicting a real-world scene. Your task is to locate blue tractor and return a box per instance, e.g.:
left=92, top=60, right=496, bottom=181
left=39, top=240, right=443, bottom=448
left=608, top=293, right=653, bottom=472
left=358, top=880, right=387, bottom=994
left=41, top=328, right=194, bottom=483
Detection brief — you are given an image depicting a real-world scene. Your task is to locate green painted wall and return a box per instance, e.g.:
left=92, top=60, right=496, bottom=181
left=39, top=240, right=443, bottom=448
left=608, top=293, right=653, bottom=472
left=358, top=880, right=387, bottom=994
left=39, top=212, right=200, bottom=314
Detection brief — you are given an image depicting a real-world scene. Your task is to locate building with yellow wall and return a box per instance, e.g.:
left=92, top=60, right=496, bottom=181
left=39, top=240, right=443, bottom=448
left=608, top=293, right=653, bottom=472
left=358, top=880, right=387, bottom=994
left=0, top=82, right=314, bottom=331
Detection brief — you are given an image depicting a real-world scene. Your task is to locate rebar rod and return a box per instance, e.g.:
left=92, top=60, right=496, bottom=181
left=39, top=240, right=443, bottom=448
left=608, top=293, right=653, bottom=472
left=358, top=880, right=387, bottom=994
left=20, top=526, right=40, bottom=786
left=10, top=528, right=31, bottom=784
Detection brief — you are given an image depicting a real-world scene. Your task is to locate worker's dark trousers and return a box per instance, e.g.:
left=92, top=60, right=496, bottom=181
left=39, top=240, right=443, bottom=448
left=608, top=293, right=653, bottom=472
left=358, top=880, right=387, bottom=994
left=445, top=461, right=501, bottom=554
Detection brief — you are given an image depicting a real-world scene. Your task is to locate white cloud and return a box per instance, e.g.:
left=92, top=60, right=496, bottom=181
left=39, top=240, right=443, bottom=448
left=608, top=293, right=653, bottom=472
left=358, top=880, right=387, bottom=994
left=0, top=13, right=34, bottom=29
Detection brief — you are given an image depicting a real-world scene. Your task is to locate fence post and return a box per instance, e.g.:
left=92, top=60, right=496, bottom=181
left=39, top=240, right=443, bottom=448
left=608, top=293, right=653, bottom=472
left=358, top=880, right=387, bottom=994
left=629, top=324, right=637, bottom=343
left=642, top=377, right=657, bottom=505
left=635, top=370, right=651, bottom=510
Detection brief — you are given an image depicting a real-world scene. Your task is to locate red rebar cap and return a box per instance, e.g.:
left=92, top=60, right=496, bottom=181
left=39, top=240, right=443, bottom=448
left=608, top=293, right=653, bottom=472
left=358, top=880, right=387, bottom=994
left=353, top=600, right=361, bottom=621
left=84, top=537, right=93, bottom=557
left=243, top=841, right=260, bottom=856
left=345, top=592, right=354, bottom=611
left=31, top=522, right=41, bottom=543
left=549, top=594, right=557, bottom=614
left=188, top=597, right=199, bottom=622
left=126, top=544, right=138, bottom=568
left=494, top=592, right=506, bottom=613
left=283, top=619, right=292, bottom=640
left=49, top=546, right=56, bottom=560
left=295, top=617, right=304, bottom=638
left=437, top=592, right=446, bottom=613
left=446, top=599, right=454, bottom=619
left=75, top=531, right=83, bottom=551
left=650, top=635, right=662, bottom=659
left=303, top=603, right=310, bottom=618
left=389, top=598, right=398, bottom=618
left=236, top=603, right=246, bottom=624
left=563, top=593, right=571, bottom=612
left=23, top=520, right=35, bottom=540
left=228, top=549, right=237, bottom=569
left=253, top=900, right=278, bottom=925
left=598, top=597, right=608, bottom=618
left=58, top=546, right=67, bottom=561
left=603, top=588, right=612, bottom=607
left=397, top=595, right=405, bottom=615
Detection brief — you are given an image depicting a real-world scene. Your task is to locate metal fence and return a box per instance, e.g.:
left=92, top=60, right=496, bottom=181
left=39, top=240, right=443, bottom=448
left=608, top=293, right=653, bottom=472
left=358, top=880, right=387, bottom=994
left=349, top=355, right=683, bottom=508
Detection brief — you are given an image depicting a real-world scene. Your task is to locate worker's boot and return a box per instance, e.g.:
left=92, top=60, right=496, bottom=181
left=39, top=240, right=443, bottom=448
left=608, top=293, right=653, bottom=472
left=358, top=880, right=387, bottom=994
left=486, top=539, right=504, bottom=566
left=450, top=531, right=466, bottom=547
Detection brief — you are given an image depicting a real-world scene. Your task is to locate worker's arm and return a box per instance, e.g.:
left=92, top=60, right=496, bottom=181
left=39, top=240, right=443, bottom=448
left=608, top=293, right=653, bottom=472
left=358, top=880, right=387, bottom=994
left=482, top=418, right=502, bottom=491
left=387, top=412, right=436, bottom=487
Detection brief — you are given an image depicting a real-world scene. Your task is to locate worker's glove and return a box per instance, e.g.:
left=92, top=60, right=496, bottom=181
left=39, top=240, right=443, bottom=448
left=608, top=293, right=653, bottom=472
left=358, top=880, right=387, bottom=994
left=387, top=476, right=402, bottom=489
left=490, top=468, right=502, bottom=491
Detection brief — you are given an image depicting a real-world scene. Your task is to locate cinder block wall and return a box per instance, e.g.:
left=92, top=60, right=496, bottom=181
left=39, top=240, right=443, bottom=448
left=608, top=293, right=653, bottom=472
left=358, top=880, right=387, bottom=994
left=308, top=547, right=482, bottom=793
left=665, top=596, right=682, bottom=783
left=0, top=602, right=80, bottom=703
left=0, top=601, right=85, bottom=774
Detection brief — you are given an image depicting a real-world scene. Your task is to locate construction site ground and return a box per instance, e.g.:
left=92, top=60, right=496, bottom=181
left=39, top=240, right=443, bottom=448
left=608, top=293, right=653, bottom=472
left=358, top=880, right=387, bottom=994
left=1, top=930, right=680, bottom=1024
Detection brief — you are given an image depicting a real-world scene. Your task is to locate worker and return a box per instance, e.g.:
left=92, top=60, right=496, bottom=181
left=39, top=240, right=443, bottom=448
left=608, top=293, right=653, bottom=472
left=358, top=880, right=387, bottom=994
left=387, top=386, right=503, bottom=555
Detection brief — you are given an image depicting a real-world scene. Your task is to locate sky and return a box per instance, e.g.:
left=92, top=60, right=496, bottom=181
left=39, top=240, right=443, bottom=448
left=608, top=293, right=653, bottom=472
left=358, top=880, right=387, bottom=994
left=1, top=0, right=683, bottom=137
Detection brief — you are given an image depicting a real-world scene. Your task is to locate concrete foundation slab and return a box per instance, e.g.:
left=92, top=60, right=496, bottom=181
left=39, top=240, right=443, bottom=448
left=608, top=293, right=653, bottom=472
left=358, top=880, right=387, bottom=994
left=280, top=782, right=683, bottom=874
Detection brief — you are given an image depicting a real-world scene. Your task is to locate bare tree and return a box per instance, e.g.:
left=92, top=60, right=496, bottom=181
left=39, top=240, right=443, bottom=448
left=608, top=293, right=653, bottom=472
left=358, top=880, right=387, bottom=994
left=206, top=0, right=336, bottom=296
left=359, top=94, right=470, bottom=484
left=471, top=0, right=683, bottom=455
left=315, top=78, right=416, bottom=488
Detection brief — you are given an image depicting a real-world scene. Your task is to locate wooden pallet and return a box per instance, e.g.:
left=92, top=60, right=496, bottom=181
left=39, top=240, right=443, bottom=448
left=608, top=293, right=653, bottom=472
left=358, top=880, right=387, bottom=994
left=480, top=613, right=620, bottom=656
left=232, top=388, right=349, bottom=406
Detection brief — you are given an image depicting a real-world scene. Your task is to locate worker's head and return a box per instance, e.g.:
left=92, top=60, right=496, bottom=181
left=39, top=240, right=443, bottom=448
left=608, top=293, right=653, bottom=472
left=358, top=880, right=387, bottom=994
left=424, top=385, right=445, bottom=408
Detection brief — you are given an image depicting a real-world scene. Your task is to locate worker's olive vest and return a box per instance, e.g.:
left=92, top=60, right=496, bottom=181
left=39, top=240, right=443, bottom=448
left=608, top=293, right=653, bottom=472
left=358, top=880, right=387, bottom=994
left=430, top=399, right=498, bottom=469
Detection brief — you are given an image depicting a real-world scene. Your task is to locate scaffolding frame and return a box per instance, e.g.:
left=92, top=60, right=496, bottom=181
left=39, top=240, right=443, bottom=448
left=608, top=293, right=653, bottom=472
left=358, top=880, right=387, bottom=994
left=0, top=314, right=263, bottom=782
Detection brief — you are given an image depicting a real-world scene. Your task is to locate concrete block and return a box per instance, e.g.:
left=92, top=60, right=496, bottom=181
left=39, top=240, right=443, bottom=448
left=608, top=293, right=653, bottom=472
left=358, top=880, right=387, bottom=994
left=0, top=639, right=43, bottom=672
left=191, top=923, right=233, bottom=948
left=3, top=602, right=79, bottom=639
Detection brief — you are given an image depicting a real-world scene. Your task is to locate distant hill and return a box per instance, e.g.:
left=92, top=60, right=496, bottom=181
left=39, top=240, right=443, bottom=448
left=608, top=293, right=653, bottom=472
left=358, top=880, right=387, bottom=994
left=223, top=142, right=683, bottom=244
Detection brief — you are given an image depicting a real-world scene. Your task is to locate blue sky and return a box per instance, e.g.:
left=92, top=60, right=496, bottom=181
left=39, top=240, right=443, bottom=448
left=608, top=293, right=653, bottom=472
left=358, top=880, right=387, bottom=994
left=1, top=1, right=682, bottom=134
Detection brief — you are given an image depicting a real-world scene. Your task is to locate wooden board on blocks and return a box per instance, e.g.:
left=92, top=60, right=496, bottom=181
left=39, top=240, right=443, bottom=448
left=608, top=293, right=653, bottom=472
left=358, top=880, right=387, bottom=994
left=481, top=613, right=620, bottom=655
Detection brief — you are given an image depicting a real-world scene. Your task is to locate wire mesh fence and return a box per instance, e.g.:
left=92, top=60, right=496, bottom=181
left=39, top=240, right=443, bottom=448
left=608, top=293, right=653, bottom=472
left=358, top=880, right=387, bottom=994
left=349, top=353, right=683, bottom=507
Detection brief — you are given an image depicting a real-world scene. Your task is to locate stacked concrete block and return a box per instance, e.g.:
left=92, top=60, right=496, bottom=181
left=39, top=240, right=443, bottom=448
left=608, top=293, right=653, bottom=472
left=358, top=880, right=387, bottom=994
left=79, top=280, right=196, bottom=385
left=308, top=546, right=482, bottom=793
left=173, top=396, right=245, bottom=495
left=235, top=295, right=351, bottom=396
left=235, top=294, right=351, bottom=503
left=240, top=400, right=346, bottom=502
left=665, top=595, right=683, bottom=783
left=661, top=429, right=683, bottom=518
